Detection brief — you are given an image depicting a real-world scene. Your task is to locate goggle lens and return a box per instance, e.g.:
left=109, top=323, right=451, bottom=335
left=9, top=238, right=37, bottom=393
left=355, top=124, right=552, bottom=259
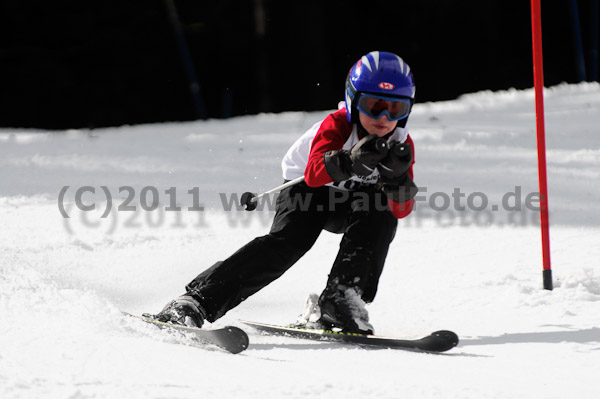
left=357, top=94, right=411, bottom=121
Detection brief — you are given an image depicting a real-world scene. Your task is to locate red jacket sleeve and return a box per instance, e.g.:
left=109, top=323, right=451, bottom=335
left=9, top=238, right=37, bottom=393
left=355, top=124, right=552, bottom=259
left=304, top=109, right=353, bottom=187
left=388, top=134, right=415, bottom=219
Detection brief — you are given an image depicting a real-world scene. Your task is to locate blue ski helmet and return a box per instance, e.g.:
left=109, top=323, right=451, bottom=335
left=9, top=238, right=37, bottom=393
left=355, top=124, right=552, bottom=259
left=345, top=51, right=416, bottom=123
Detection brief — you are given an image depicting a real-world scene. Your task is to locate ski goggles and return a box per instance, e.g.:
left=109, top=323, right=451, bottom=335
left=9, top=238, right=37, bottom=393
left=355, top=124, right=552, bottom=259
left=356, top=93, right=412, bottom=121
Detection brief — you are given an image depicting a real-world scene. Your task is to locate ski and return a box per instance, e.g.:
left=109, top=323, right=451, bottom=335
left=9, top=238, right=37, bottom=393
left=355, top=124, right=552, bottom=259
left=241, top=320, right=459, bottom=353
left=125, top=312, right=249, bottom=354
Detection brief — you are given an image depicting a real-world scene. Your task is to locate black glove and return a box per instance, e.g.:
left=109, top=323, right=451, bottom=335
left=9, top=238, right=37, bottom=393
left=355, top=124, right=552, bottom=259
left=378, top=141, right=418, bottom=202
left=323, top=135, right=389, bottom=181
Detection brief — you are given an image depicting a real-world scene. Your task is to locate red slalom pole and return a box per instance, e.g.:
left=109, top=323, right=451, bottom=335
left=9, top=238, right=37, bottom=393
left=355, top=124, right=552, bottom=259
left=531, top=0, right=553, bottom=290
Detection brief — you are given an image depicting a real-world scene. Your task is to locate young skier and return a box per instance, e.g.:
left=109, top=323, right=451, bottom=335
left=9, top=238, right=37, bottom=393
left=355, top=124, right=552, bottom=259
left=146, top=51, right=418, bottom=334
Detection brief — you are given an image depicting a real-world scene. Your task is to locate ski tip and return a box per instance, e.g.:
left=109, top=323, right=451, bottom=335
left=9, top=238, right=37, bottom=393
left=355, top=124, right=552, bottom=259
left=127, top=313, right=250, bottom=354
left=432, top=330, right=459, bottom=342
left=222, top=326, right=250, bottom=354
left=430, top=330, right=460, bottom=351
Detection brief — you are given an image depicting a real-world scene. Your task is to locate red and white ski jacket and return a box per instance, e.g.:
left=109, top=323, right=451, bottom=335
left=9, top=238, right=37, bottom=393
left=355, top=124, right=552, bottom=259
left=281, top=107, right=415, bottom=219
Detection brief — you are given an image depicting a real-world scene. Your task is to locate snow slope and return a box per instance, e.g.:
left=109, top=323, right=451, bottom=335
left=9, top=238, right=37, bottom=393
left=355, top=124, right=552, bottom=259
left=1, top=83, right=599, bottom=399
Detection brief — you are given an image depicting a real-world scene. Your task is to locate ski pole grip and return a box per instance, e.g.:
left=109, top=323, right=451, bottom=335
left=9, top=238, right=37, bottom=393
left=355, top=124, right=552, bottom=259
left=392, top=142, right=411, bottom=157
left=374, top=138, right=388, bottom=154
left=391, top=142, right=412, bottom=164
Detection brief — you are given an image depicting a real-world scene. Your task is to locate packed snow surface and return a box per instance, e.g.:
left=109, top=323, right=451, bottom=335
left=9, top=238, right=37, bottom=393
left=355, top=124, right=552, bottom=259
left=1, top=83, right=599, bottom=399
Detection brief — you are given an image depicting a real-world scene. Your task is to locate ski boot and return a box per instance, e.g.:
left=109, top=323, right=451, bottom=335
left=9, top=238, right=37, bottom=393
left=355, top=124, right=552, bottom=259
left=318, top=286, right=375, bottom=335
left=143, top=295, right=206, bottom=328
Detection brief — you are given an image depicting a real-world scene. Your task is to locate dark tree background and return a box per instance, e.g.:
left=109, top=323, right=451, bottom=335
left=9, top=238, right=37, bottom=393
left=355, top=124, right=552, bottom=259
left=0, top=0, right=597, bottom=129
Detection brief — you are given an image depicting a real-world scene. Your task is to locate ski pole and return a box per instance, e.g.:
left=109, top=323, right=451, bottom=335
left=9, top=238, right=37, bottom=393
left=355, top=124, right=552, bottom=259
left=240, top=137, right=389, bottom=211
left=240, top=176, right=305, bottom=211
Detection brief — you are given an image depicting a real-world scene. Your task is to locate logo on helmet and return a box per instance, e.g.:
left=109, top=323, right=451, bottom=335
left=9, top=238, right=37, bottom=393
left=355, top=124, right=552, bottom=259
left=378, top=82, right=395, bottom=90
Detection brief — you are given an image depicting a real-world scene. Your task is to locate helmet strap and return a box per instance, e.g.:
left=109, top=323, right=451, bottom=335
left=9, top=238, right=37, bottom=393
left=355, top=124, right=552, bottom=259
left=395, top=98, right=415, bottom=128
left=396, top=117, right=408, bottom=129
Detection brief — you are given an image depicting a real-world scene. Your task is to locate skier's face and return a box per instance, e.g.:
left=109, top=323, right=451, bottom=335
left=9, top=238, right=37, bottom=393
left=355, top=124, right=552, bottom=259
left=359, top=111, right=397, bottom=137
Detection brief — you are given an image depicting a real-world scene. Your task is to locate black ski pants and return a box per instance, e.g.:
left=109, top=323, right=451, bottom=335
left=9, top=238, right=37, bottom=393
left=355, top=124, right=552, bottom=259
left=186, top=182, right=398, bottom=322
